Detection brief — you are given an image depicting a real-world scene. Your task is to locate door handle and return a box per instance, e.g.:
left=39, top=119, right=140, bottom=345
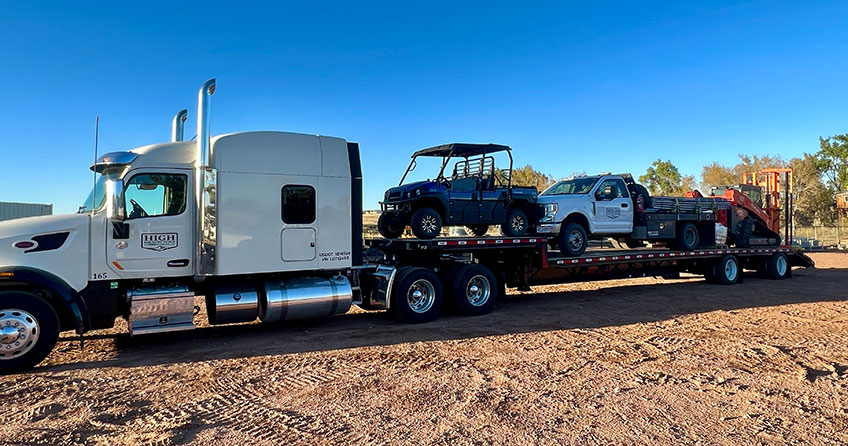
left=167, top=259, right=189, bottom=267
left=621, top=203, right=629, bottom=208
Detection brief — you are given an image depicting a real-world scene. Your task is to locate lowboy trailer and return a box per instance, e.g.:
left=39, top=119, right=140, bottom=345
left=0, top=80, right=814, bottom=373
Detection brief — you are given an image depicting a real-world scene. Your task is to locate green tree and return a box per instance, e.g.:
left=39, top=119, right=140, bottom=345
left=791, top=154, right=836, bottom=225
left=506, top=165, right=555, bottom=191
left=700, top=154, right=788, bottom=192
left=815, top=134, right=848, bottom=192
left=639, top=159, right=694, bottom=196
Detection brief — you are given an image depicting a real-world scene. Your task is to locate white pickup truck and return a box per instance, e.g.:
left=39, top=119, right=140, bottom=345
left=534, top=174, right=730, bottom=256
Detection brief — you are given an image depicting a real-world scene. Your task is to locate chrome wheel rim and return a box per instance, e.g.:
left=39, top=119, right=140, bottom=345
left=568, top=230, right=583, bottom=251
left=0, top=309, right=39, bottom=360
left=776, top=256, right=787, bottom=276
left=510, top=215, right=525, bottom=233
left=724, top=258, right=738, bottom=281
left=407, top=279, right=436, bottom=313
left=421, top=215, right=439, bottom=234
left=466, top=275, right=491, bottom=307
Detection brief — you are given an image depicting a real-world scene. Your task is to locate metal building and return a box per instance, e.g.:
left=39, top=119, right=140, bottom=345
left=0, top=201, right=53, bottom=222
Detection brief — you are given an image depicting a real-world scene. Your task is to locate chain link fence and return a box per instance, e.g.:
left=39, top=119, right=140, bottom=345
left=792, top=226, right=848, bottom=249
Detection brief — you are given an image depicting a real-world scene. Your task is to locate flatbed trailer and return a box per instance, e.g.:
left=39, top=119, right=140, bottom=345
left=364, top=236, right=814, bottom=294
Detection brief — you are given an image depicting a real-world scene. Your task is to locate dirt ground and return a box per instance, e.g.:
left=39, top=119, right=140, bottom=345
left=2, top=252, right=846, bottom=445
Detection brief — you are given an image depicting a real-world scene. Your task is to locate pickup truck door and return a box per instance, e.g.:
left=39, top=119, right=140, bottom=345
left=591, top=178, right=634, bottom=234
left=106, top=170, right=194, bottom=278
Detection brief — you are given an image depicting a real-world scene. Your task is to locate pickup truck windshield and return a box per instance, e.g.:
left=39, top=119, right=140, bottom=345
left=542, top=177, right=600, bottom=195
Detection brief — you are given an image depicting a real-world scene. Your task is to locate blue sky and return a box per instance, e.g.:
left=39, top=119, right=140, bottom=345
left=1, top=1, right=846, bottom=212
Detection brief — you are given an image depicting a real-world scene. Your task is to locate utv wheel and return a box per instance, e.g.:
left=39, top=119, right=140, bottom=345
left=390, top=267, right=443, bottom=323
left=765, top=253, right=789, bottom=280
left=447, top=264, right=498, bottom=316
left=410, top=208, right=442, bottom=239
left=501, top=208, right=529, bottom=237
left=713, top=254, right=740, bottom=285
left=675, top=222, right=699, bottom=251
left=557, top=222, right=588, bottom=257
left=377, top=213, right=405, bottom=239
left=467, top=225, right=489, bottom=237
left=0, top=291, right=60, bottom=374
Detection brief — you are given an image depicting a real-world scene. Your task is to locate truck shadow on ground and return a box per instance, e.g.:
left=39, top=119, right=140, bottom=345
left=41, top=267, right=843, bottom=373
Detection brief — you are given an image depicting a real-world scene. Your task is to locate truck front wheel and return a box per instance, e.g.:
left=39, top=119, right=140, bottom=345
left=390, top=267, right=444, bottom=323
left=557, top=222, right=588, bottom=256
left=378, top=213, right=405, bottom=238
left=0, top=291, right=60, bottom=374
left=410, top=208, right=442, bottom=239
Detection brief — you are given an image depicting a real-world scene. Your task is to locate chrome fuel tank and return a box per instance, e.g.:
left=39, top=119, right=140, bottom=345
left=260, top=276, right=352, bottom=323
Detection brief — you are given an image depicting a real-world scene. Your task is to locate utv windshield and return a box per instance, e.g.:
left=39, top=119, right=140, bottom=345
left=542, top=177, right=600, bottom=195
left=78, top=169, right=125, bottom=213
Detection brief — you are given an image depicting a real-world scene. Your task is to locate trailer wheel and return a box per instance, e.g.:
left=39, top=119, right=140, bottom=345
left=390, top=267, right=443, bottom=323
left=714, top=255, right=740, bottom=285
left=378, top=213, right=405, bottom=239
left=675, top=222, right=699, bottom=251
left=558, top=222, right=588, bottom=256
left=0, top=291, right=60, bottom=374
left=410, top=208, right=442, bottom=239
left=702, top=262, right=718, bottom=283
left=765, top=253, right=789, bottom=280
left=448, top=264, right=498, bottom=316
left=467, top=225, right=489, bottom=237
left=501, top=208, right=529, bottom=237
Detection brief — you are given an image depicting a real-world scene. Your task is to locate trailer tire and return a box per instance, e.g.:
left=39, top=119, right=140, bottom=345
left=703, top=262, right=718, bottom=283
left=501, top=208, right=529, bottom=237
left=410, top=208, right=442, bottom=239
left=0, top=291, right=60, bottom=374
left=765, top=253, right=789, bottom=280
left=467, top=225, right=489, bottom=237
left=713, top=255, right=740, bottom=285
left=378, top=213, right=405, bottom=239
left=448, top=264, right=498, bottom=316
left=558, top=222, right=588, bottom=256
left=390, top=267, right=443, bottom=323
left=675, top=222, right=699, bottom=251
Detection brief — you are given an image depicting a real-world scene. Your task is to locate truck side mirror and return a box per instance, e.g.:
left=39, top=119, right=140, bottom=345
left=106, top=179, right=126, bottom=221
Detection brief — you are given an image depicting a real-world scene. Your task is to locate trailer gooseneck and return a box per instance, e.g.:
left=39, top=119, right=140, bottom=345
left=0, top=80, right=814, bottom=373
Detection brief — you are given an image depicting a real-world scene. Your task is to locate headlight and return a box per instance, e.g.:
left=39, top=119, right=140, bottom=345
left=415, top=189, right=422, bottom=196
left=540, top=203, right=558, bottom=222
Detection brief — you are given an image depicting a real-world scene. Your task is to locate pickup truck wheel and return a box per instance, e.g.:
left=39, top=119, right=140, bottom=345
left=675, top=222, right=699, bottom=251
left=467, top=225, right=488, bottom=237
left=765, top=253, right=789, bottom=280
left=501, top=208, right=529, bottom=237
left=410, top=208, right=442, bottom=239
left=377, top=213, right=405, bottom=238
left=714, top=255, right=740, bottom=285
left=0, top=291, right=60, bottom=374
left=448, top=264, right=498, bottom=316
left=558, top=222, right=588, bottom=256
left=390, top=267, right=443, bottom=323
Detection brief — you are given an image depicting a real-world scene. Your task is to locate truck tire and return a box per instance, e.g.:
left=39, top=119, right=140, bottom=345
left=713, top=254, right=740, bottom=285
left=467, top=225, right=489, bottom=237
left=764, top=253, right=789, bottom=280
left=557, top=222, right=588, bottom=257
left=675, top=222, right=699, bottom=251
left=0, top=291, right=60, bottom=374
left=501, top=208, right=529, bottom=237
left=410, top=208, right=442, bottom=239
left=390, top=267, right=443, bottom=323
left=447, top=264, right=498, bottom=316
left=378, top=213, right=405, bottom=239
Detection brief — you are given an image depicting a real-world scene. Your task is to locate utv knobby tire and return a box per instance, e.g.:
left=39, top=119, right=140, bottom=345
left=377, top=213, right=405, bottom=239
left=410, top=208, right=443, bottom=239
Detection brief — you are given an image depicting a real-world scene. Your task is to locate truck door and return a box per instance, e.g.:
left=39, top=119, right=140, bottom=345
left=106, top=171, right=194, bottom=278
left=591, top=178, right=634, bottom=234
left=281, top=184, right=318, bottom=262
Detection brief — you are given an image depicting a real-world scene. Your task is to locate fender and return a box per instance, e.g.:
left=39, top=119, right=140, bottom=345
left=563, top=211, right=595, bottom=234
left=0, top=266, right=89, bottom=334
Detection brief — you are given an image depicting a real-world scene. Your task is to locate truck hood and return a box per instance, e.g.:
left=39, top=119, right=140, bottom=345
left=383, top=181, right=443, bottom=201
left=0, top=214, right=91, bottom=286
left=537, top=194, right=587, bottom=204
left=0, top=214, right=89, bottom=243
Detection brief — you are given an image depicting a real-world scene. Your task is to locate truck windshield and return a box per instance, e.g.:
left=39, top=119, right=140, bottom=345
left=542, top=177, right=600, bottom=195
left=78, top=170, right=124, bottom=213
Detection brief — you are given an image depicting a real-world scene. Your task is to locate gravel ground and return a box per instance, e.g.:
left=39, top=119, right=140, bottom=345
left=1, top=252, right=846, bottom=445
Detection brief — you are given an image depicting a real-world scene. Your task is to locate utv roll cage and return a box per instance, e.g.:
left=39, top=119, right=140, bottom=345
left=398, top=143, right=515, bottom=193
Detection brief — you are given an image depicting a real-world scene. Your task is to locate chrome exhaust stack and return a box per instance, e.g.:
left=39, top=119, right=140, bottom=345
left=195, top=79, right=217, bottom=277
left=171, top=109, right=187, bottom=142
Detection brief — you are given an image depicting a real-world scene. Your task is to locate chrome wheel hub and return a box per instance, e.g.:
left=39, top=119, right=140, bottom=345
left=466, top=275, right=491, bottom=307
left=0, top=309, right=39, bottom=360
left=407, top=279, right=436, bottom=313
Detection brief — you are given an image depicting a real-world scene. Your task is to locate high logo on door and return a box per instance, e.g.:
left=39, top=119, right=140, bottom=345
left=142, top=233, right=178, bottom=251
left=606, top=208, right=621, bottom=219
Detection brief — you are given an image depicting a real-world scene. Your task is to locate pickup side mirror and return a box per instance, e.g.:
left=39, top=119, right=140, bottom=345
left=106, top=179, right=126, bottom=221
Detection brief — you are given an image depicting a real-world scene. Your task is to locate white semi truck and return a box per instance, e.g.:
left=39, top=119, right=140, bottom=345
left=0, top=80, right=813, bottom=373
